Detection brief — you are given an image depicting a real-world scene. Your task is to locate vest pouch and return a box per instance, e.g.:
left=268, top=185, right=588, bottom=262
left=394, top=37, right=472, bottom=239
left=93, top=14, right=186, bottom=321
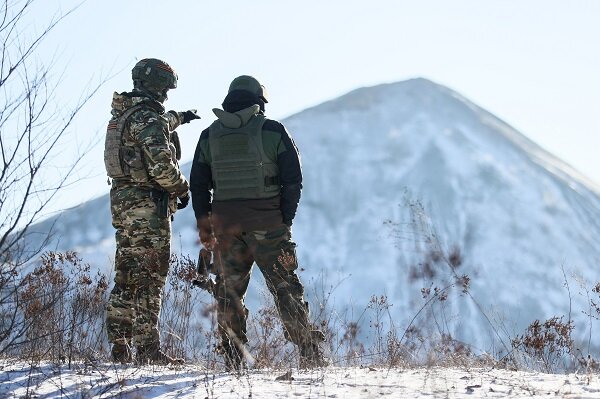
left=121, top=146, right=150, bottom=183
left=105, top=120, right=127, bottom=179
left=150, top=189, right=169, bottom=218
left=264, top=175, right=280, bottom=195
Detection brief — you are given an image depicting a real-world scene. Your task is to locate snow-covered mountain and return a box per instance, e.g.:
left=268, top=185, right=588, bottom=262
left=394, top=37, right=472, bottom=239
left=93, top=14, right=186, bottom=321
left=27, top=78, right=600, bottom=351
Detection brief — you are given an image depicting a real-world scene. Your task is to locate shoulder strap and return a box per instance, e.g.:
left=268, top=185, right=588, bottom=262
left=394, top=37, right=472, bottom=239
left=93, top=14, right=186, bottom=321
left=117, top=105, right=144, bottom=142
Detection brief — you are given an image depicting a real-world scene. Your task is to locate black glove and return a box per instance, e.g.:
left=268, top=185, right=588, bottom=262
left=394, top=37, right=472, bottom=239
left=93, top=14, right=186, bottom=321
left=181, top=110, right=200, bottom=124
left=177, top=193, right=190, bottom=209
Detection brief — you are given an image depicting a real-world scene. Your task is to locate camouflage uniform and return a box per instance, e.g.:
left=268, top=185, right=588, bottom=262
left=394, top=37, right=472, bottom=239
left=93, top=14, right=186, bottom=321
left=214, top=225, right=323, bottom=351
left=105, top=92, right=188, bottom=352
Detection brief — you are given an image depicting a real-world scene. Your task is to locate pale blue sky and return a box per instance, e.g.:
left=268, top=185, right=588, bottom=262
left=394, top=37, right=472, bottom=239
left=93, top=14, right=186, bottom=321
left=21, top=0, right=600, bottom=214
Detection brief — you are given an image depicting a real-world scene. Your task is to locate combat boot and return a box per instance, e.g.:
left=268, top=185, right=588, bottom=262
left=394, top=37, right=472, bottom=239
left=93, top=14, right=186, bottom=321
left=218, top=342, right=244, bottom=372
left=299, top=343, right=328, bottom=368
left=136, top=342, right=184, bottom=365
left=111, top=343, right=132, bottom=364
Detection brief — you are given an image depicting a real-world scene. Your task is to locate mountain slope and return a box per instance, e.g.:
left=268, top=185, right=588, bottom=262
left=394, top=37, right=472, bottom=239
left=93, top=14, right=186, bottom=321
left=27, top=78, right=600, bottom=350
left=285, top=78, right=600, bottom=346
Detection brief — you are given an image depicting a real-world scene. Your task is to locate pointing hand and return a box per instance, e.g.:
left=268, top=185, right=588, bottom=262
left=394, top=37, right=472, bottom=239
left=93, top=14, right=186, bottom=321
left=180, top=109, right=200, bottom=124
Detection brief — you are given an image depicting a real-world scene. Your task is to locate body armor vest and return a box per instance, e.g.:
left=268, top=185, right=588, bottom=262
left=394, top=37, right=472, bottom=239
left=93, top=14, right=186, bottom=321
left=104, top=105, right=150, bottom=183
left=208, top=114, right=280, bottom=201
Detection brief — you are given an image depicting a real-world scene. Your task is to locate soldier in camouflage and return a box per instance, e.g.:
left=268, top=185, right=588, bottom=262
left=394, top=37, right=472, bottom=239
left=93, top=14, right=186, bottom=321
left=104, top=58, right=200, bottom=364
left=190, top=76, right=327, bottom=371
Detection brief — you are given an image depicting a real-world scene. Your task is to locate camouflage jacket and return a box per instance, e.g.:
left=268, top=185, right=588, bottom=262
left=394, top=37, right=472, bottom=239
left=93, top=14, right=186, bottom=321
left=109, top=91, right=189, bottom=198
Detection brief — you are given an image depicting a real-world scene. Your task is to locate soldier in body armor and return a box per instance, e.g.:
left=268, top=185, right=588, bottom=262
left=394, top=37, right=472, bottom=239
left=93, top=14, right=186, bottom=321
left=190, top=76, right=326, bottom=371
left=104, top=58, right=200, bottom=364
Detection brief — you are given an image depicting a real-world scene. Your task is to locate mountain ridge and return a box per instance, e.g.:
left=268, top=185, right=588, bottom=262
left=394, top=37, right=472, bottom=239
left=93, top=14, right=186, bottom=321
left=309, top=77, right=600, bottom=196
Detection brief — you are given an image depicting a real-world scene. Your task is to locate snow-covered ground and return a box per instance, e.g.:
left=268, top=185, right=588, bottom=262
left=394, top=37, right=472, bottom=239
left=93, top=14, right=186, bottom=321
left=24, top=78, right=600, bottom=353
left=2, top=361, right=599, bottom=398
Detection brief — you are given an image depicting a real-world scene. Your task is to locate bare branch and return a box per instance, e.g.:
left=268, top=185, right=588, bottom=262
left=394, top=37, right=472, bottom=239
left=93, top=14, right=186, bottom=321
left=0, top=0, right=105, bottom=266
left=0, top=0, right=80, bottom=88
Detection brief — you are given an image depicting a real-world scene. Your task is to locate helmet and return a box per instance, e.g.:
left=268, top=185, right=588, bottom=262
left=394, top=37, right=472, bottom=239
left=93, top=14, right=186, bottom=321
left=132, top=58, right=178, bottom=91
left=228, top=75, right=268, bottom=103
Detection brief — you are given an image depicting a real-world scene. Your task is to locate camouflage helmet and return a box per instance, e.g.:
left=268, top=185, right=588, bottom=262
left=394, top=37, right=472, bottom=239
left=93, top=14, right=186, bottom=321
left=228, top=75, right=268, bottom=103
left=131, top=58, right=178, bottom=90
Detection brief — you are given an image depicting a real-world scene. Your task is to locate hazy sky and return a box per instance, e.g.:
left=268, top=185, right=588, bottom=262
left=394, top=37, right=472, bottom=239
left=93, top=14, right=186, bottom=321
left=20, top=0, right=600, bottom=215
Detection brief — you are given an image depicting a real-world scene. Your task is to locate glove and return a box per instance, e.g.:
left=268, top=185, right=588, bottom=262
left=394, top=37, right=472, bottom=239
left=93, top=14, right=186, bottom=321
left=197, top=216, right=216, bottom=250
left=180, top=109, right=200, bottom=124
left=177, top=193, right=190, bottom=209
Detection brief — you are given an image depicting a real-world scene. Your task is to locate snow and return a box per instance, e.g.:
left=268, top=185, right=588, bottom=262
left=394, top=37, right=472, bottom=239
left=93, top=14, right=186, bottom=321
left=2, top=361, right=599, bottom=398
left=21, top=77, right=600, bottom=354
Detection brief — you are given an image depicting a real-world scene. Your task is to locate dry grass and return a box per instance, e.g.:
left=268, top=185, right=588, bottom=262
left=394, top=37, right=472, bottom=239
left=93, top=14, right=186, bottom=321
left=1, top=249, right=598, bottom=376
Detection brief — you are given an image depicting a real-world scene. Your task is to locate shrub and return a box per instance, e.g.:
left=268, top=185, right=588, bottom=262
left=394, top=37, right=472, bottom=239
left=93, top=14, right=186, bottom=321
left=512, top=316, right=574, bottom=373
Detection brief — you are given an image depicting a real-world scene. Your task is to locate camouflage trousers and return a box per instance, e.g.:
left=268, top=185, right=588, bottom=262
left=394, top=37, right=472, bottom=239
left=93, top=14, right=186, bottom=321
left=214, top=224, right=324, bottom=351
left=106, top=186, right=171, bottom=348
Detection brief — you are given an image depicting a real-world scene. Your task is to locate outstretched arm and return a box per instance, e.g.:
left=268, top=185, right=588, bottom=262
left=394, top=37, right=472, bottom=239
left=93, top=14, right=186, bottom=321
left=132, top=110, right=188, bottom=196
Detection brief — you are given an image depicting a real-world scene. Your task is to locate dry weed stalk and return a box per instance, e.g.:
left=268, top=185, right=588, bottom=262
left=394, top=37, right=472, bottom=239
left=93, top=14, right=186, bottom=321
left=511, top=316, right=574, bottom=373
left=2, top=251, right=108, bottom=364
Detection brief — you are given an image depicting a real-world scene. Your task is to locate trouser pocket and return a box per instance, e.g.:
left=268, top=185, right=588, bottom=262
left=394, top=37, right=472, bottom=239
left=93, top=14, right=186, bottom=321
left=278, top=240, right=298, bottom=271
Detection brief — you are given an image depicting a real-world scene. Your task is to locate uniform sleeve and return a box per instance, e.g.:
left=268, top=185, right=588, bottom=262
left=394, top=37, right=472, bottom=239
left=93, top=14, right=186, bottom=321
left=165, top=110, right=183, bottom=131
left=271, top=121, right=302, bottom=225
left=131, top=110, right=189, bottom=196
left=190, top=128, right=213, bottom=219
